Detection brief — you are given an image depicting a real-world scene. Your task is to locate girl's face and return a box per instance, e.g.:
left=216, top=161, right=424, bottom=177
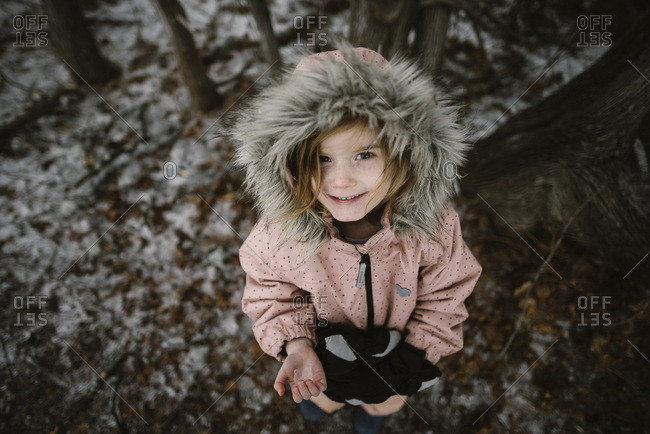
left=312, top=124, right=390, bottom=223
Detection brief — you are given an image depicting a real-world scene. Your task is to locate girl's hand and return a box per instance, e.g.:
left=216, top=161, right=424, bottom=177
left=274, top=338, right=327, bottom=403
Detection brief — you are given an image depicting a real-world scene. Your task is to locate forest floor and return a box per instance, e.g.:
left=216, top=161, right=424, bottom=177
left=1, top=0, right=648, bottom=433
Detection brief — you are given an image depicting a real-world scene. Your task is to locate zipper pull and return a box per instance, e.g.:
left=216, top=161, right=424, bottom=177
left=356, top=254, right=371, bottom=288
left=356, top=262, right=366, bottom=288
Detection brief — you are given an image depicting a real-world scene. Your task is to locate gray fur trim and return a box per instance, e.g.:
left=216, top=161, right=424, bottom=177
left=230, top=41, right=471, bottom=255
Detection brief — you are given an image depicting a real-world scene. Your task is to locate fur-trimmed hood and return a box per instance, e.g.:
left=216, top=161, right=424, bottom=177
left=230, top=42, right=471, bottom=257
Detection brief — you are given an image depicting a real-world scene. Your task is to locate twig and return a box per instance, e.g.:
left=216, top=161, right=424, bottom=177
left=24, top=355, right=70, bottom=389
left=111, top=377, right=129, bottom=433
left=27, top=243, right=61, bottom=290
left=610, top=299, right=650, bottom=327
left=0, top=69, right=45, bottom=97
left=0, top=87, right=82, bottom=139
left=55, top=341, right=130, bottom=430
left=0, top=337, right=14, bottom=380
left=85, top=17, right=142, bottom=26
left=72, top=139, right=135, bottom=189
left=213, top=58, right=255, bottom=86
left=491, top=187, right=601, bottom=364
left=470, top=17, right=486, bottom=59
left=138, top=102, right=149, bottom=142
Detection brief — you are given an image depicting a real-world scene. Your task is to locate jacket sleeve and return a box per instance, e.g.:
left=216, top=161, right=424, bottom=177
left=239, top=223, right=317, bottom=362
left=404, top=205, right=482, bottom=365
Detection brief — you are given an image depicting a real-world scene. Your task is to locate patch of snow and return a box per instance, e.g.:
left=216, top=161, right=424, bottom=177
left=182, top=345, right=210, bottom=375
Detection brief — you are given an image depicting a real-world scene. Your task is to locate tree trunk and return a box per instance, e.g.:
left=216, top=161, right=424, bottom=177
left=246, top=0, right=281, bottom=76
left=414, top=2, right=451, bottom=76
left=43, top=0, right=119, bottom=84
left=349, top=0, right=417, bottom=58
left=462, top=9, right=650, bottom=283
left=151, top=0, right=219, bottom=111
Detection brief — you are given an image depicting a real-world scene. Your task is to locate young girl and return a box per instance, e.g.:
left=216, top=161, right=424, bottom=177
left=231, top=43, right=482, bottom=433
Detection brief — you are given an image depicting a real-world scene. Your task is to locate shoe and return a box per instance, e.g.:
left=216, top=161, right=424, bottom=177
left=298, top=399, right=326, bottom=422
left=352, top=406, right=385, bottom=434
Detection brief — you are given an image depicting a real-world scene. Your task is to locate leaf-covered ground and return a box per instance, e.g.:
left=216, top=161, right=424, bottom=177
left=1, top=0, right=648, bottom=432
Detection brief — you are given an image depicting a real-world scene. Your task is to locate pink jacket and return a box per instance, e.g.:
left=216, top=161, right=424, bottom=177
left=239, top=200, right=482, bottom=365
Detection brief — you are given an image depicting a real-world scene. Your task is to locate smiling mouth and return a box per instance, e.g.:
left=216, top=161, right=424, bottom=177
left=329, top=193, right=365, bottom=201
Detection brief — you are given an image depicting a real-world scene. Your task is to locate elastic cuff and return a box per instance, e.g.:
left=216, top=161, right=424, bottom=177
left=270, top=326, right=317, bottom=362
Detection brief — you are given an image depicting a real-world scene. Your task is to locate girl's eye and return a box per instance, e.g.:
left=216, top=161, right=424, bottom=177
left=319, top=152, right=374, bottom=163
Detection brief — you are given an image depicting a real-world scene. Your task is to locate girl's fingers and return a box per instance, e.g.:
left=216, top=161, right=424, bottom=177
left=291, top=384, right=303, bottom=403
left=296, top=381, right=312, bottom=400
left=274, top=368, right=290, bottom=396
left=304, top=379, right=321, bottom=397
left=274, top=382, right=284, bottom=396
left=289, top=379, right=324, bottom=402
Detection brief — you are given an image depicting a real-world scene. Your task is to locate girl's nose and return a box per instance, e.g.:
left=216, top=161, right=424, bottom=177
left=328, top=164, right=355, bottom=187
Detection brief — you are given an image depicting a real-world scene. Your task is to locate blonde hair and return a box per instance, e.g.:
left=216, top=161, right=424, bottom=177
left=281, top=116, right=413, bottom=225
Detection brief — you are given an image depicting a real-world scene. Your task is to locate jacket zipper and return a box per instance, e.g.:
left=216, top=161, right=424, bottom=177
left=356, top=253, right=374, bottom=330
